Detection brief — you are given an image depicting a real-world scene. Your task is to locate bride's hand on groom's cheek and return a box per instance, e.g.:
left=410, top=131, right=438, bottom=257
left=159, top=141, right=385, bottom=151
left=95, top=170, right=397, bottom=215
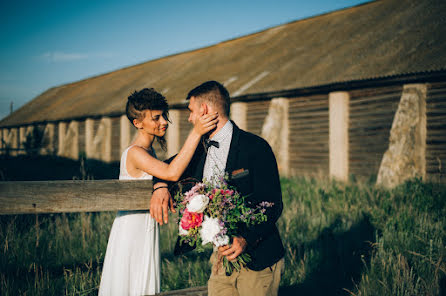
left=193, top=112, right=219, bottom=135
left=150, top=188, right=175, bottom=225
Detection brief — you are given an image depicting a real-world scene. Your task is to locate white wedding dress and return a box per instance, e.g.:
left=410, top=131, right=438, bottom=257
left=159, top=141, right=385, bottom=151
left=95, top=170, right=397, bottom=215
left=99, top=145, right=160, bottom=296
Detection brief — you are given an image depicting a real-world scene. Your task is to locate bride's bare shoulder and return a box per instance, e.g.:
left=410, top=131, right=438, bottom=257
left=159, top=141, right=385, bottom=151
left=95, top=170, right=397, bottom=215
left=127, top=145, right=151, bottom=158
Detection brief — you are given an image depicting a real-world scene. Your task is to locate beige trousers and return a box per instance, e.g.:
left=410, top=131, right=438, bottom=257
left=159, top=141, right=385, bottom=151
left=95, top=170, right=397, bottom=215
left=208, top=252, right=284, bottom=296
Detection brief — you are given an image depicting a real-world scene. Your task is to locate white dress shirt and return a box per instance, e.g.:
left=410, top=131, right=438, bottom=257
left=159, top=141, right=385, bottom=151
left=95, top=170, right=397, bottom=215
left=203, top=120, right=233, bottom=184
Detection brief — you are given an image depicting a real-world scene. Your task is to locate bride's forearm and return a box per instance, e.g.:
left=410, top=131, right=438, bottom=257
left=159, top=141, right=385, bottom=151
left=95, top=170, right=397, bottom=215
left=164, top=129, right=201, bottom=181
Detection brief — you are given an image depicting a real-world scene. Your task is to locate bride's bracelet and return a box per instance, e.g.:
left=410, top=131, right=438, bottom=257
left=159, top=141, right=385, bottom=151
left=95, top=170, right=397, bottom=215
left=152, top=186, right=169, bottom=193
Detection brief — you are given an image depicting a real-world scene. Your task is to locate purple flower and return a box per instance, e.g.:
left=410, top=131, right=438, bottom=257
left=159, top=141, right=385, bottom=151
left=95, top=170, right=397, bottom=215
left=259, top=201, right=274, bottom=208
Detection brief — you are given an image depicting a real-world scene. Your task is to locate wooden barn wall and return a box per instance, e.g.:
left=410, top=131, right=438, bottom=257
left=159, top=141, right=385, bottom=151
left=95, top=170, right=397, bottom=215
left=246, top=101, right=270, bottom=136
left=426, top=82, right=446, bottom=183
left=78, top=120, right=86, bottom=157
left=288, top=94, right=329, bottom=177
left=91, top=119, right=101, bottom=159
left=111, top=117, right=121, bottom=162
left=178, top=109, right=192, bottom=148
left=54, top=123, right=59, bottom=154
left=130, top=124, right=138, bottom=142
left=348, top=85, right=403, bottom=179
left=152, top=140, right=167, bottom=161
left=3, top=81, right=446, bottom=184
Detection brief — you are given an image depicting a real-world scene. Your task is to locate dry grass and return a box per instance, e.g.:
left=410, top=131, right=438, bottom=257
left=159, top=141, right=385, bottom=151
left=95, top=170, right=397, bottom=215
left=1, top=178, right=445, bottom=295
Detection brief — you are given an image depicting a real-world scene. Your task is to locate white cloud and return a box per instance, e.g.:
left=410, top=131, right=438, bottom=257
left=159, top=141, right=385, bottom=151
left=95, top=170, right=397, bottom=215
left=42, top=51, right=116, bottom=62
left=42, top=51, right=89, bottom=62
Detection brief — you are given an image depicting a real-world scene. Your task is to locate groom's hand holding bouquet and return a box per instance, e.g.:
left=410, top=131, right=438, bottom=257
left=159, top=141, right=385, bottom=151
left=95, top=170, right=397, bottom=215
left=173, top=174, right=273, bottom=275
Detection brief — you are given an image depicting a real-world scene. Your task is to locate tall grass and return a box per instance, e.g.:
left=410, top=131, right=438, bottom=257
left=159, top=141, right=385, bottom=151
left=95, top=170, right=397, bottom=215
left=0, top=178, right=445, bottom=295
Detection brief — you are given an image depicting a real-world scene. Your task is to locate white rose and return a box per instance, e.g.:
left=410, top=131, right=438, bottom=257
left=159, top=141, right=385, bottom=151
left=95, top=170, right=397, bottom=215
left=213, top=235, right=229, bottom=247
left=186, top=194, right=209, bottom=213
left=179, top=223, right=188, bottom=236
left=200, top=216, right=222, bottom=245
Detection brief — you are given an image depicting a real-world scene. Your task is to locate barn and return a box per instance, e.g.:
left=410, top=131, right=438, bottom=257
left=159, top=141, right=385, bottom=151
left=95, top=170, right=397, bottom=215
left=1, top=0, right=445, bottom=185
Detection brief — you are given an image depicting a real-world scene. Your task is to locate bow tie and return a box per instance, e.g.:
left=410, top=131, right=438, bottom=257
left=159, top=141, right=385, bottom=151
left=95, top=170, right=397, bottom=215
left=204, top=139, right=220, bottom=150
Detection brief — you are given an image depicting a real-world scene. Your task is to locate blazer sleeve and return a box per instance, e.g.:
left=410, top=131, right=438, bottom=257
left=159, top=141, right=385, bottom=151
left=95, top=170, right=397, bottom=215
left=238, top=140, right=283, bottom=248
left=152, top=154, right=176, bottom=186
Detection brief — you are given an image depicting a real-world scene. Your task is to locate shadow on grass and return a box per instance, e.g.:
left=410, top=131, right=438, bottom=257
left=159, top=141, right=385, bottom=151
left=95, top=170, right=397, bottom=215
left=280, top=215, right=375, bottom=296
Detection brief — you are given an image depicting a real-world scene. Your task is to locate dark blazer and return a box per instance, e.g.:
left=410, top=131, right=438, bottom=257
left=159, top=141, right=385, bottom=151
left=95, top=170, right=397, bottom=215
left=155, top=121, right=285, bottom=271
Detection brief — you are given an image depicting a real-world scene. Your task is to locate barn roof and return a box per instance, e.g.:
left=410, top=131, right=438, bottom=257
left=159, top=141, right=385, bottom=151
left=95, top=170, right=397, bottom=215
left=1, top=0, right=446, bottom=127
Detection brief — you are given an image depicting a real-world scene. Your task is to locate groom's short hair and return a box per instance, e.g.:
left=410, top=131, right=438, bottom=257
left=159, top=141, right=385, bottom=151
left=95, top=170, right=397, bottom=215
left=186, top=81, right=230, bottom=117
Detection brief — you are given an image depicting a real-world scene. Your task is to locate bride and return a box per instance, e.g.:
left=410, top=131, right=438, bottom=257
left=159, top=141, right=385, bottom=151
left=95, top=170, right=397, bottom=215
left=98, top=88, right=218, bottom=296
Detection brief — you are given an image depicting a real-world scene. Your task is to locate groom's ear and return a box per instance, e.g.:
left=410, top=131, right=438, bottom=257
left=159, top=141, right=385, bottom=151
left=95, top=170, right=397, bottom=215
left=200, top=103, right=208, bottom=115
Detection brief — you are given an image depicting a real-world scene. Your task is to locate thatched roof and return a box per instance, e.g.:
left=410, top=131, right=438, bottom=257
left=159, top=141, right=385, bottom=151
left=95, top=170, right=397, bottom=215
left=1, top=0, right=445, bottom=127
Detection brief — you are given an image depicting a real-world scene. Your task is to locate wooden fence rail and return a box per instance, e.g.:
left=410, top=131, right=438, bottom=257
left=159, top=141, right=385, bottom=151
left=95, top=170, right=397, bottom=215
left=0, top=180, right=153, bottom=215
left=0, top=180, right=210, bottom=295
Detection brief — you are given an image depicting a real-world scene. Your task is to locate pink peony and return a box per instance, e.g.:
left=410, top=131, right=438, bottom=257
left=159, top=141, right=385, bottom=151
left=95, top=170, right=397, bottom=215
left=180, top=208, right=203, bottom=230
left=224, top=189, right=233, bottom=195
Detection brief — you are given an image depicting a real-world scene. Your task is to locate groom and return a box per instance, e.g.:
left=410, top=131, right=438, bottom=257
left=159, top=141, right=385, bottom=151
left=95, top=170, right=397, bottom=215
left=151, top=81, right=284, bottom=296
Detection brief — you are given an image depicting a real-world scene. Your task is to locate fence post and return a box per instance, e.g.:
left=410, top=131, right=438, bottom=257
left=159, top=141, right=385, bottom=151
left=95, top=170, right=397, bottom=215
left=58, top=122, right=67, bottom=157
left=121, top=115, right=132, bottom=156
left=261, top=98, right=289, bottom=176
left=329, top=91, right=350, bottom=182
left=85, top=117, right=112, bottom=162
left=85, top=118, right=94, bottom=158
left=231, top=102, right=247, bottom=130
left=19, top=126, right=27, bottom=154
left=167, top=109, right=181, bottom=157
left=6, top=128, right=19, bottom=156
left=376, top=84, right=427, bottom=188
left=58, top=121, right=79, bottom=159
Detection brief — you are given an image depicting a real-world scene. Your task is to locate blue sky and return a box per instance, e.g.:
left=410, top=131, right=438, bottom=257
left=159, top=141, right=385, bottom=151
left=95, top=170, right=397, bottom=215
left=0, top=0, right=367, bottom=121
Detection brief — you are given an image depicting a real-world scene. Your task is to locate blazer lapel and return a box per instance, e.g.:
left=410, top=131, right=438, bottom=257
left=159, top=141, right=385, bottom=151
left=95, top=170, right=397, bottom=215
left=194, top=138, right=207, bottom=181
left=225, top=121, right=241, bottom=174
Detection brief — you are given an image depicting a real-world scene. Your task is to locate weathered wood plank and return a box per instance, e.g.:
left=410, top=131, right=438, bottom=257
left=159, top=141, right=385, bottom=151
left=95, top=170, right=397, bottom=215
left=155, top=286, right=207, bottom=296
left=0, top=180, right=153, bottom=215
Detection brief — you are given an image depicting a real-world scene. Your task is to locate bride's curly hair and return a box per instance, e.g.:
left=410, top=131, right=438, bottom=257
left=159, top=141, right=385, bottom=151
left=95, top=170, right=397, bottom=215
left=126, top=88, right=170, bottom=151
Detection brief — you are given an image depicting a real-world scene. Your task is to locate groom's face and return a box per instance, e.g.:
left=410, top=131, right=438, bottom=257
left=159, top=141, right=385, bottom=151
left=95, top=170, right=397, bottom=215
left=187, top=96, right=206, bottom=124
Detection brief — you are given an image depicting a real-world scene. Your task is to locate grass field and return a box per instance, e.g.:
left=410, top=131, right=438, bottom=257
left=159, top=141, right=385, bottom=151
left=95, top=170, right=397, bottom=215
left=1, top=156, right=445, bottom=295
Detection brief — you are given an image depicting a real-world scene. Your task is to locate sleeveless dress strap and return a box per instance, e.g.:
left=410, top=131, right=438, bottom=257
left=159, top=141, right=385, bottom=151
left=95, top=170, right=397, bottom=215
left=120, top=145, right=153, bottom=180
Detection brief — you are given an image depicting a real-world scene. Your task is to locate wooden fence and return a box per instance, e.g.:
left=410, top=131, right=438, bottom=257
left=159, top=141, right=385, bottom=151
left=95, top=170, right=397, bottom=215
left=0, top=180, right=208, bottom=296
left=0, top=180, right=153, bottom=214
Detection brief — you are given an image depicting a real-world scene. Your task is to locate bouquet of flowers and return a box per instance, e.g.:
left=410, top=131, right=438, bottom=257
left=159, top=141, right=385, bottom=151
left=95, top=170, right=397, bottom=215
left=173, top=175, right=273, bottom=275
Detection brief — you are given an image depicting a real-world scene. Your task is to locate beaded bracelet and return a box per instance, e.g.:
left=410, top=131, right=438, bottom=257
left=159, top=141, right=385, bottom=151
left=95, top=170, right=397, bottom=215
left=152, top=186, right=169, bottom=193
